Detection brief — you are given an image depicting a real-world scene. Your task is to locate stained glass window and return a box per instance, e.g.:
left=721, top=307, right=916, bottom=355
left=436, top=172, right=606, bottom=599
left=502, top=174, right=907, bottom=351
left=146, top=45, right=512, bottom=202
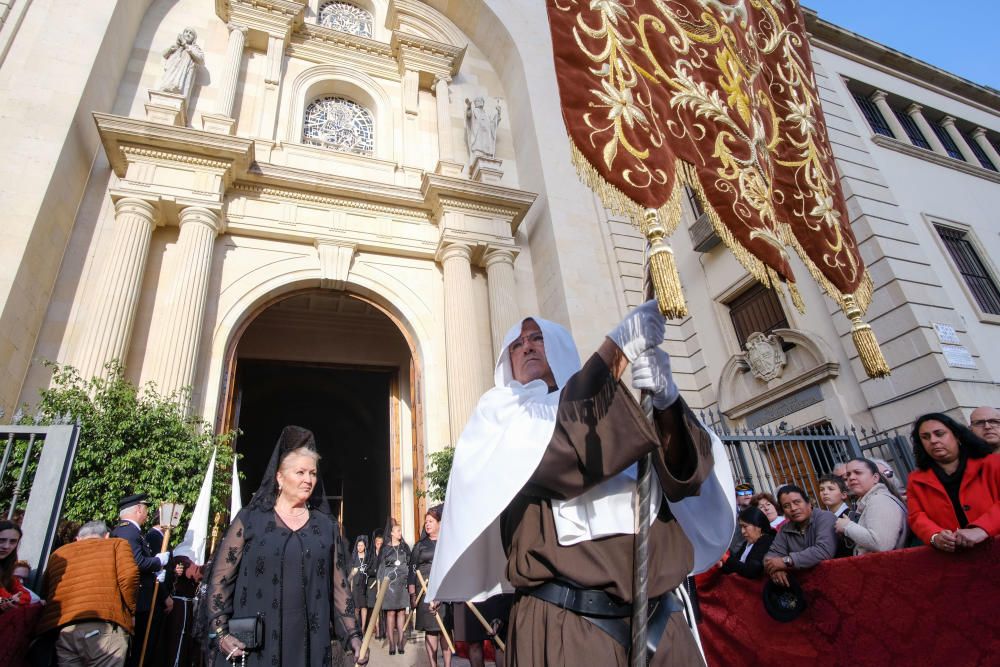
left=302, top=96, right=374, bottom=156
left=318, top=2, right=373, bottom=38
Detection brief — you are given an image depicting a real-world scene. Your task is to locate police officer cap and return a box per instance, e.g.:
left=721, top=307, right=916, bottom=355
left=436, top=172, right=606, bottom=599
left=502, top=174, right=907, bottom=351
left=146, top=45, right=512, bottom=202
left=118, top=493, right=150, bottom=511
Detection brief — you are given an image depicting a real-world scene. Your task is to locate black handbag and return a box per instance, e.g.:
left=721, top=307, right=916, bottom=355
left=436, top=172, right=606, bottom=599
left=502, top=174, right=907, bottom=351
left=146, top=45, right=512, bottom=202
left=228, top=613, right=265, bottom=652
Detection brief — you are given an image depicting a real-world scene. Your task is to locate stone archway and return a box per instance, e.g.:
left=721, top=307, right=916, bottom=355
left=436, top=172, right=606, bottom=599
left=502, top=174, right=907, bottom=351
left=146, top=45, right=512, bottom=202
left=216, top=286, right=426, bottom=542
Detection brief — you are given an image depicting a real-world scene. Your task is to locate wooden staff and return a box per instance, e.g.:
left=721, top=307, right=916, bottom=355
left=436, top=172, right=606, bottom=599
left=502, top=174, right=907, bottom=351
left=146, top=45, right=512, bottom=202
left=359, top=576, right=390, bottom=662
left=138, top=527, right=171, bottom=667
left=405, top=575, right=427, bottom=630
left=464, top=600, right=506, bottom=652
left=416, top=570, right=455, bottom=653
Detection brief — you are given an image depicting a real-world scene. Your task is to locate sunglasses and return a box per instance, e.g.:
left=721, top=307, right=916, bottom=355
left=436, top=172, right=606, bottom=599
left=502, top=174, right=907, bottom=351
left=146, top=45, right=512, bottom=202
left=736, top=490, right=754, bottom=497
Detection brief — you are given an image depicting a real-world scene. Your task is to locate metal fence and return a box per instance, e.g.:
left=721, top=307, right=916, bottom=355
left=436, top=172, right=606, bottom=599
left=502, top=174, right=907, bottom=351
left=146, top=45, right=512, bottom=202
left=0, top=412, right=81, bottom=591
left=697, top=408, right=914, bottom=502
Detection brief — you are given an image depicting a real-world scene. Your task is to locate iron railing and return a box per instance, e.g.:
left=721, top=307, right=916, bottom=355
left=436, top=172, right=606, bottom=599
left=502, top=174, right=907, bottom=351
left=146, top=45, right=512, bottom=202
left=698, top=408, right=914, bottom=501
left=0, top=411, right=81, bottom=591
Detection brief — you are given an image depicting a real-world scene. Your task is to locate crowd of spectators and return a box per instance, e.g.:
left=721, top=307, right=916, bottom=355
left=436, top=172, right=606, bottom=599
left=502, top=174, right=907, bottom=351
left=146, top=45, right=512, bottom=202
left=719, top=404, right=1000, bottom=593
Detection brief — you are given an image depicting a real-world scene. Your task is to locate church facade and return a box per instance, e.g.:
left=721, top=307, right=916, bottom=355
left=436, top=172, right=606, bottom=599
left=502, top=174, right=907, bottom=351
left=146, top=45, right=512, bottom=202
left=1, top=0, right=998, bottom=538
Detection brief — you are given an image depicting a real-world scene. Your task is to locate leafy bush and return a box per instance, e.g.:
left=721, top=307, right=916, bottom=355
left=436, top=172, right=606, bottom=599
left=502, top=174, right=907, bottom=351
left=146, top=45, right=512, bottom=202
left=422, top=446, right=454, bottom=503
left=2, top=361, right=236, bottom=546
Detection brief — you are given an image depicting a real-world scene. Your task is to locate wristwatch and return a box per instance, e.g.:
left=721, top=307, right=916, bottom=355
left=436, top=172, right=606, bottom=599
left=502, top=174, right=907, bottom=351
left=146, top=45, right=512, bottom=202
left=782, top=556, right=793, bottom=568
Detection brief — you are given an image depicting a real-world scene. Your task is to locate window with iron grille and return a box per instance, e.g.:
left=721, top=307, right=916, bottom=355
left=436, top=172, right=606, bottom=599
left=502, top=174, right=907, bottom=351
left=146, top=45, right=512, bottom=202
left=893, top=108, right=930, bottom=149
left=930, top=122, right=965, bottom=160
left=684, top=185, right=705, bottom=217
left=728, top=282, right=789, bottom=349
left=852, top=92, right=893, bottom=137
left=964, top=132, right=997, bottom=171
left=935, top=225, right=1000, bottom=315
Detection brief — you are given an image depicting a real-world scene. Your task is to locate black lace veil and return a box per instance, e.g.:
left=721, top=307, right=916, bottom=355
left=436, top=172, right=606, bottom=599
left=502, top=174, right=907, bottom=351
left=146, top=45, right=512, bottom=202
left=246, top=425, right=331, bottom=514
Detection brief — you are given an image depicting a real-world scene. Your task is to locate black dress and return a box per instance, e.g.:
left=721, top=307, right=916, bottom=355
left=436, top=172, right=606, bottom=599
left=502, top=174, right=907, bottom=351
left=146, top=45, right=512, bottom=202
left=349, top=552, right=369, bottom=611
left=409, top=536, right=451, bottom=632
left=720, top=533, right=775, bottom=579
left=376, top=542, right=411, bottom=610
left=205, top=508, right=357, bottom=666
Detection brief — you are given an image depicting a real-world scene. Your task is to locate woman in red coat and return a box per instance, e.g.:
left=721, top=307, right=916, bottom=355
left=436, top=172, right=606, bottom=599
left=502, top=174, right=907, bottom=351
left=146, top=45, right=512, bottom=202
left=908, top=413, right=1000, bottom=553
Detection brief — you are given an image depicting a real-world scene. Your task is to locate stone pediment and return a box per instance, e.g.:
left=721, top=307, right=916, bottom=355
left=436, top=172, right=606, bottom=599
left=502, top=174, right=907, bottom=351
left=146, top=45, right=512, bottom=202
left=719, top=327, right=840, bottom=420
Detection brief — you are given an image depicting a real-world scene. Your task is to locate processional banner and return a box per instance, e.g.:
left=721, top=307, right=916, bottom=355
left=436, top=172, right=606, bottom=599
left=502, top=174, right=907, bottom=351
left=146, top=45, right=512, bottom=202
left=546, top=0, right=889, bottom=377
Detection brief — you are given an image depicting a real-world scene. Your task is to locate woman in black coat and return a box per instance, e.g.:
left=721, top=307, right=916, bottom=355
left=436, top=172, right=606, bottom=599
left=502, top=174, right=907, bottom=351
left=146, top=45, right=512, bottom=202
left=720, top=506, right=776, bottom=579
left=205, top=426, right=366, bottom=666
left=349, top=536, right=370, bottom=632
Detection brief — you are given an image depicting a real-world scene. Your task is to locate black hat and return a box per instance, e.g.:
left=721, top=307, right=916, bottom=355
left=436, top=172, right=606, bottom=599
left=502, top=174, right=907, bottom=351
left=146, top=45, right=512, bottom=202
left=762, top=576, right=807, bottom=622
left=118, top=493, right=150, bottom=511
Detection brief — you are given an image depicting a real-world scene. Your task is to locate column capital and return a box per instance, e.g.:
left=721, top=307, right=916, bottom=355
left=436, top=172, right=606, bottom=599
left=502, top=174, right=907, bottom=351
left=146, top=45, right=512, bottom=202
left=939, top=115, right=957, bottom=127
left=178, top=206, right=223, bottom=234
left=114, top=196, right=157, bottom=220
left=483, top=245, right=518, bottom=269
left=438, top=239, right=475, bottom=264
left=905, top=103, right=923, bottom=115
left=869, top=90, right=888, bottom=103
left=434, top=74, right=452, bottom=88
left=227, top=22, right=249, bottom=35
left=972, top=127, right=988, bottom=139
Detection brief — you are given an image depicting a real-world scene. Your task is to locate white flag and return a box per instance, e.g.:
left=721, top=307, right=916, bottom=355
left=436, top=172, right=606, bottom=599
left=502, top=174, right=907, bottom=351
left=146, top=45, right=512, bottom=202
left=174, top=447, right=216, bottom=566
left=230, top=453, right=242, bottom=520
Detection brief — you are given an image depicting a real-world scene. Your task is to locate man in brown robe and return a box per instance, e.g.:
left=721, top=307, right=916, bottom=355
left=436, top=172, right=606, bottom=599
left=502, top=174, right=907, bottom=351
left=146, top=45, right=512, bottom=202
left=430, top=303, right=732, bottom=666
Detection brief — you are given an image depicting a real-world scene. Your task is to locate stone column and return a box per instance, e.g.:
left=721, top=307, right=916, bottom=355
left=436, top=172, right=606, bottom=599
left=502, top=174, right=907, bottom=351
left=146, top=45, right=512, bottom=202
left=940, top=116, right=977, bottom=163
left=441, top=241, right=483, bottom=442
left=906, top=104, right=947, bottom=155
left=151, top=207, right=222, bottom=400
left=971, top=128, right=1000, bottom=169
left=870, top=90, right=906, bottom=141
left=75, top=197, right=158, bottom=380
left=217, top=23, right=247, bottom=119
left=484, top=246, right=519, bottom=360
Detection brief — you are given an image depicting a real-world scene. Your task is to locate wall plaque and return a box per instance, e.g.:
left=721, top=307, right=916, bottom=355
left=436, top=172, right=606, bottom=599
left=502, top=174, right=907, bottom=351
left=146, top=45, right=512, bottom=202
left=744, top=384, right=824, bottom=430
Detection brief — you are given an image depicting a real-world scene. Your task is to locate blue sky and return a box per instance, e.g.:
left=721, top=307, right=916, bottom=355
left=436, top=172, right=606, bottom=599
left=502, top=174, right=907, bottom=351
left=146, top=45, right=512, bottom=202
left=804, top=1, right=1000, bottom=90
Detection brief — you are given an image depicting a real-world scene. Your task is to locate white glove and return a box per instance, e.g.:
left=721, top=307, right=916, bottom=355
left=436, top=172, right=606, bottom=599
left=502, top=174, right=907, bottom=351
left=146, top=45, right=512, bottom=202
left=156, top=569, right=166, bottom=583
left=631, top=348, right=679, bottom=409
left=608, top=300, right=666, bottom=362
left=156, top=552, right=169, bottom=567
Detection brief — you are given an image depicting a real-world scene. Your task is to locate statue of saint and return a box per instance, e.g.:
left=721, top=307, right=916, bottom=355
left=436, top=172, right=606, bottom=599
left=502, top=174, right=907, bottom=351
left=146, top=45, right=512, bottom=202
left=465, top=96, right=502, bottom=160
left=158, top=28, right=204, bottom=101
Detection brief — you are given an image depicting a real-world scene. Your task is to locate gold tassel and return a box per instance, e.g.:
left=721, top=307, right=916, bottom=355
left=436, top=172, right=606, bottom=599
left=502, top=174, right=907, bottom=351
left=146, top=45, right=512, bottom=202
left=843, top=295, right=891, bottom=378
left=641, top=209, right=688, bottom=319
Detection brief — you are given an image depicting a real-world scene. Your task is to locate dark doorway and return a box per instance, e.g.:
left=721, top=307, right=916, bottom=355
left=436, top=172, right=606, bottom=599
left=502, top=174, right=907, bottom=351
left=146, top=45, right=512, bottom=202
left=233, top=360, right=391, bottom=542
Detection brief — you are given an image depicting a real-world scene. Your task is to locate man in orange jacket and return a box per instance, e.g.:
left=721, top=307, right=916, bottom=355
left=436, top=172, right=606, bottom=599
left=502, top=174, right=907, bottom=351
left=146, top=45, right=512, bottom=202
left=37, top=520, right=139, bottom=666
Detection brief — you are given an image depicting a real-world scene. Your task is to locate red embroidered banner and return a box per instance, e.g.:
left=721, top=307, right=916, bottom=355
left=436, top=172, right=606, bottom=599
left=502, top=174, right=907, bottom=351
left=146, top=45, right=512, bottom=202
left=695, top=539, right=1000, bottom=666
left=546, top=0, right=888, bottom=375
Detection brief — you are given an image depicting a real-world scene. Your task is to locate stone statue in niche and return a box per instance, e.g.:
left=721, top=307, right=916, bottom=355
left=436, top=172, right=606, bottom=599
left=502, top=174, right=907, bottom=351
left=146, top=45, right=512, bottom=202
left=465, top=96, right=502, bottom=160
left=745, top=331, right=787, bottom=382
left=158, top=28, right=204, bottom=101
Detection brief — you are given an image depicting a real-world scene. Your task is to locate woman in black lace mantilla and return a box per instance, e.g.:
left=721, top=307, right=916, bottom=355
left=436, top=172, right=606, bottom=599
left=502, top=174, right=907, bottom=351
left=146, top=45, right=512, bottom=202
left=205, top=426, right=367, bottom=666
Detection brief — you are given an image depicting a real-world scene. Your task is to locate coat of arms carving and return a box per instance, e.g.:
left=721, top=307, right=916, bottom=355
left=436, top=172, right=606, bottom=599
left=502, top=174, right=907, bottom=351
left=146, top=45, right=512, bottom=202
left=745, top=332, right=787, bottom=382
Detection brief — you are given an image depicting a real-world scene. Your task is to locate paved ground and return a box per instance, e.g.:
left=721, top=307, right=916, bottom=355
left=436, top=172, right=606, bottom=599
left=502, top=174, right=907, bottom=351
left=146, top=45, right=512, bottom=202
left=353, top=633, right=495, bottom=667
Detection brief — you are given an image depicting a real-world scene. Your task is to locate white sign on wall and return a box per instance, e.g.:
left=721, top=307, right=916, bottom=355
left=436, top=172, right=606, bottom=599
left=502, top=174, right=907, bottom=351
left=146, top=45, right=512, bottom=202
left=942, top=344, right=977, bottom=369
left=932, top=322, right=961, bottom=345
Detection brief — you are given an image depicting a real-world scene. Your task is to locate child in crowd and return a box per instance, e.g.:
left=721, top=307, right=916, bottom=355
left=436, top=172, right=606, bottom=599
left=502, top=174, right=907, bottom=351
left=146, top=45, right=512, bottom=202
left=818, top=474, right=853, bottom=558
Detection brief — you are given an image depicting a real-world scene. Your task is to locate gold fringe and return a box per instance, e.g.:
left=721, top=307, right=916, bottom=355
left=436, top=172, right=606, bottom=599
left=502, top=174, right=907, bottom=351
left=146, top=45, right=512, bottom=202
left=642, top=209, right=688, bottom=318
left=568, top=139, right=880, bottom=352
left=843, top=295, right=891, bottom=378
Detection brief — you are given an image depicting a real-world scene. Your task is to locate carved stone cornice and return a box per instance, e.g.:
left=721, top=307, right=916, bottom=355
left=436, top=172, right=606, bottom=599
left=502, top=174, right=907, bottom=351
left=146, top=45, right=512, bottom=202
left=391, top=32, right=466, bottom=88
left=421, top=173, right=537, bottom=233
left=387, top=0, right=466, bottom=48
left=231, top=183, right=429, bottom=221
left=94, top=112, right=255, bottom=178
left=215, top=0, right=305, bottom=39
left=244, top=161, right=426, bottom=210
left=288, top=23, right=398, bottom=79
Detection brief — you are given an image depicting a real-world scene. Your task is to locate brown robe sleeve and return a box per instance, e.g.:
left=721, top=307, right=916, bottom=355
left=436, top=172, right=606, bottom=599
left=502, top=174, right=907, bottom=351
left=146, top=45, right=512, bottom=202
left=522, top=352, right=713, bottom=502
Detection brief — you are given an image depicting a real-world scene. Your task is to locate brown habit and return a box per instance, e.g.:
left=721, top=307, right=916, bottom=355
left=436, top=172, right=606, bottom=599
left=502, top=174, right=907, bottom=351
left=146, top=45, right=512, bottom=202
left=500, top=353, right=713, bottom=666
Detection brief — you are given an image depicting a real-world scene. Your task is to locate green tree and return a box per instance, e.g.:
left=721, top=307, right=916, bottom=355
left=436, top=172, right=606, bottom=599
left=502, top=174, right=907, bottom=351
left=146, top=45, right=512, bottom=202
left=3, top=361, right=236, bottom=547
left=422, top=446, right=454, bottom=503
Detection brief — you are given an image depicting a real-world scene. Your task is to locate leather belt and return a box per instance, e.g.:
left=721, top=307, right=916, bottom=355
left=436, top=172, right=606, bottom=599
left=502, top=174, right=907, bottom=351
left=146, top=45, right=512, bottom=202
left=523, top=580, right=631, bottom=618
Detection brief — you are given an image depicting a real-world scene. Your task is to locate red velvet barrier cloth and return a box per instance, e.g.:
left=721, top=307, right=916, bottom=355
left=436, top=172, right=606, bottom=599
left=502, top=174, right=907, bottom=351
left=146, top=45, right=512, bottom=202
left=696, top=539, right=1000, bottom=666
left=0, top=603, right=43, bottom=667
